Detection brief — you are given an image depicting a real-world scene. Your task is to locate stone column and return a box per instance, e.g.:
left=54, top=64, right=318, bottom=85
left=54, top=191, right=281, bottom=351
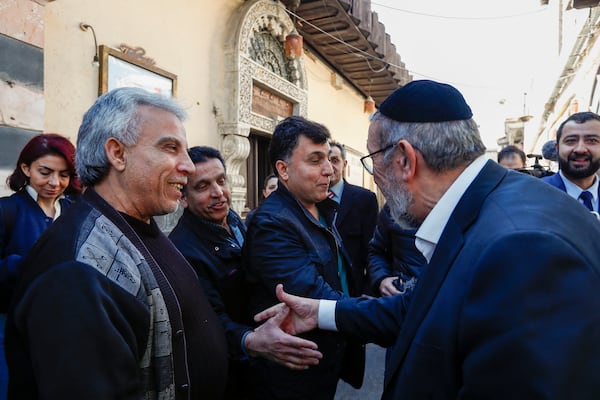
left=220, top=123, right=250, bottom=214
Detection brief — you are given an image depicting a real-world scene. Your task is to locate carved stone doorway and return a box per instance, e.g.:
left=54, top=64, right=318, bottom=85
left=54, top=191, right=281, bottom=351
left=220, top=0, right=308, bottom=215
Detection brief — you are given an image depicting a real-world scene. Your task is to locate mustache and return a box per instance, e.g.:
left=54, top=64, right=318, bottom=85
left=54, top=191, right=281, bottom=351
left=568, top=154, right=592, bottom=161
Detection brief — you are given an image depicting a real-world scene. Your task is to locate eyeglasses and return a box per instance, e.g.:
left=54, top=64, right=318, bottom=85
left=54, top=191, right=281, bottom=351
left=360, top=143, right=396, bottom=175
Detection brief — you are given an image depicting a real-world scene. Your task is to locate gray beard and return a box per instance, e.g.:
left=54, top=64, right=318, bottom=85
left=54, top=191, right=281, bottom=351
left=381, top=175, right=420, bottom=230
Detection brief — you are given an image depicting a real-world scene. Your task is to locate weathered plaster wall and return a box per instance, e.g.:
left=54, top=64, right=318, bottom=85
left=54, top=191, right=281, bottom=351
left=0, top=0, right=376, bottom=197
left=0, top=0, right=47, bottom=195
left=42, top=0, right=370, bottom=152
left=43, top=0, right=243, bottom=150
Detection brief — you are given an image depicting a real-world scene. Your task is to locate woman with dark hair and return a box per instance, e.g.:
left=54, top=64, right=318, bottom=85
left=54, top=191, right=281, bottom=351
left=0, top=133, right=80, bottom=399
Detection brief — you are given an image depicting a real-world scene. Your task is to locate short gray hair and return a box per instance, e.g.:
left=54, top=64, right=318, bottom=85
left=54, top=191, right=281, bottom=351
left=370, top=111, right=486, bottom=172
left=76, top=87, right=187, bottom=186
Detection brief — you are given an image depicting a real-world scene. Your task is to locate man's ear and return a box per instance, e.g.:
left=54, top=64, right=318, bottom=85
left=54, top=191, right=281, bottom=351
left=104, top=138, right=126, bottom=172
left=396, top=139, right=418, bottom=181
left=181, top=195, right=189, bottom=208
left=275, top=160, right=288, bottom=181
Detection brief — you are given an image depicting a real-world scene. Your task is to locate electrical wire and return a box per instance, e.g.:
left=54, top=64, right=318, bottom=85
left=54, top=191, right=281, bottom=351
left=284, top=7, right=504, bottom=90
left=285, top=8, right=396, bottom=71
left=371, top=2, right=548, bottom=21
left=318, top=0, right=388, bottom=74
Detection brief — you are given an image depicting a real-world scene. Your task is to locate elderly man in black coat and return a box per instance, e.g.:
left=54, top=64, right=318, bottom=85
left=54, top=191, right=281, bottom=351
left=257, top=81, right=600, bottom=400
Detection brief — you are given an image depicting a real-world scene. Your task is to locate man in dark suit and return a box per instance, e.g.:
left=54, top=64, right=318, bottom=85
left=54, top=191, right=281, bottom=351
left=542, top=111, right=600, bottom=213
left=328, top=141, right=378, bottom=294
left=256, top=80, right=600, bottom=399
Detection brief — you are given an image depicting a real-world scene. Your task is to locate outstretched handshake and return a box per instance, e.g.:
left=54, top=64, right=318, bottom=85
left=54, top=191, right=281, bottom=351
left=250, top=283, right=324, bottom=369
left=255, top=284, right=322, bottom=338
left=252, top=284, right=332, bottom=370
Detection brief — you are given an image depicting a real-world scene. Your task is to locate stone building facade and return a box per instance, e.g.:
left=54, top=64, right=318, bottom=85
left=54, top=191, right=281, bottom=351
left=0, top=0, right=410, bottom=226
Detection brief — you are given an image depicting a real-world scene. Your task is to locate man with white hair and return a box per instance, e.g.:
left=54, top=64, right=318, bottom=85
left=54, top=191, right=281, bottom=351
left=6, top=88, right=317, bottom=400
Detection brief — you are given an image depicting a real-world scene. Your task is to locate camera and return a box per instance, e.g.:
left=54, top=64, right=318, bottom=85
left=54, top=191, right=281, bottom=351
left=516, top=154, right=554, bottom=178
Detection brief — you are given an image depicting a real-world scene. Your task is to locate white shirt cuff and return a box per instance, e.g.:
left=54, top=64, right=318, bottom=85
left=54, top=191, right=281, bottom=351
left=317, top=300, right=338, bottom=331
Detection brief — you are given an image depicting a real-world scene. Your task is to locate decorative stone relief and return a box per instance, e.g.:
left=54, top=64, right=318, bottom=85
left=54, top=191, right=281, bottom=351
left=220, top=0, right=308, bottom=214
left=221, top=133, right=251, bottom=213
left=240, top=57, right=307, bottom=134
left=249, top=31, right=289, bottom=81
left=238, top=3, right=289, bottom=55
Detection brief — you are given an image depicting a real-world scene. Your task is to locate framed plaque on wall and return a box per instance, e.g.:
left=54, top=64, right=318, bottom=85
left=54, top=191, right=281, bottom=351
left=98, top=45, right=177, bottom=98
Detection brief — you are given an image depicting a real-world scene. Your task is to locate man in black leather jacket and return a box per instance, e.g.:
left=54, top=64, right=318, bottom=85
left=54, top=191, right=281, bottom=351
left=169, top=146, right=322, bottom=400
left=244, top=116, right=365, bottom=400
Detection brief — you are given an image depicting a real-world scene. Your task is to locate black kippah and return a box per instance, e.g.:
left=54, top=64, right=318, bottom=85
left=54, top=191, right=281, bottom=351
left=379, top=80, right=473, bottom=123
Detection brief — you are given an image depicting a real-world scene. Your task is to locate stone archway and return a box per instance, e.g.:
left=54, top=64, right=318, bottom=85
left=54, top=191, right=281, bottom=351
left=220, top=0, right=308, bottom=214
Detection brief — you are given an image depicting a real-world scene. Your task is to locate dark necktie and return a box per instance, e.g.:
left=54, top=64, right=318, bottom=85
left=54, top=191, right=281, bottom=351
left=579, top=190, right=594, bottom=211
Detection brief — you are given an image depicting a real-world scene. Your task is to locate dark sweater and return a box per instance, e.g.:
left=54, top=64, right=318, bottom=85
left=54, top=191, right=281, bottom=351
left=125, top=214, right=230, bottom=399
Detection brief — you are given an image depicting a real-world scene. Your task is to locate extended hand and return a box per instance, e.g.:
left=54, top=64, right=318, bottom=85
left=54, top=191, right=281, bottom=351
left=245, top=300, right=322, bottom=370
left=254, top=284, right=320, bottom=336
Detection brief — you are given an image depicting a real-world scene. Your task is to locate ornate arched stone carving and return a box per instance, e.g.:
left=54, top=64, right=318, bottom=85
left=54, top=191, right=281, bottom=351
left=249, top=31, right=289, bottom=79
left=220, top=0, right=308, bottom=214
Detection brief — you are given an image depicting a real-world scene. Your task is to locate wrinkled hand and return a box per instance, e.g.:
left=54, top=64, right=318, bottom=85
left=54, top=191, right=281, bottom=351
left=254, top=284, right=320, bottom=336
left=245, top=300, right=322, bottom=370
left=379, top=276, right=402, bottom=297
